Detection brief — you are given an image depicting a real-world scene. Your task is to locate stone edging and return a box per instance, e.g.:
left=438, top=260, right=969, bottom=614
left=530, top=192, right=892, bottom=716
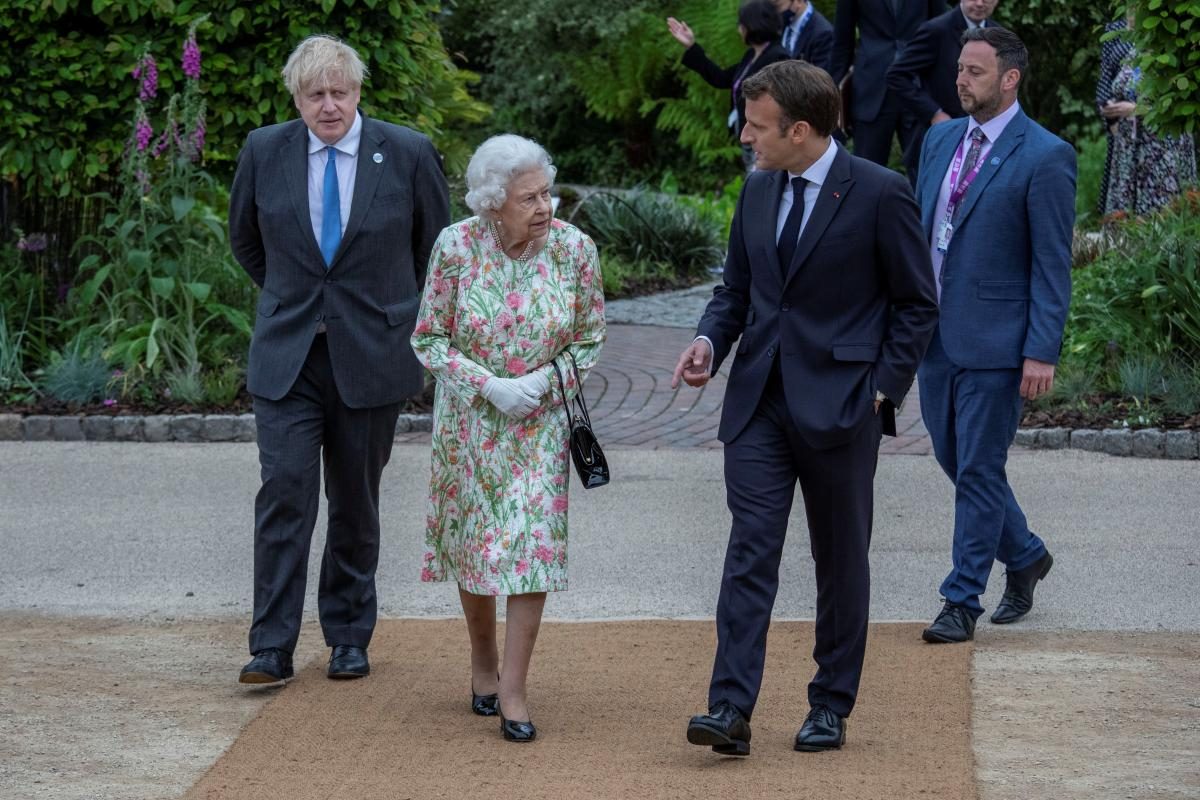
left=0, top=413, right=431, bottom=443
left=2, top=413, right=1197, bottom=458
left=1013, top=427, right=1200, bottom=459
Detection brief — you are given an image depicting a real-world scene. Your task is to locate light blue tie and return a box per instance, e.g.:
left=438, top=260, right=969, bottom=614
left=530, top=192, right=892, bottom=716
left=320, top=146, right=341, bottom=267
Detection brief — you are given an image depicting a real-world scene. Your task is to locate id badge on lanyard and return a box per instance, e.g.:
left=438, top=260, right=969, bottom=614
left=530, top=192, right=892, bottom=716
left=936, top=219, right=953, bottom=253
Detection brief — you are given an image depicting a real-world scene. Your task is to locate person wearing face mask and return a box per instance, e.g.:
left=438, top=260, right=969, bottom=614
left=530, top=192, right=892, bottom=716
left=888, top=0, right=1002, bottom=186
left=229, top=35, right=449, bottom=687
left=411, top=134, right=606, bottom=743
left=667, top=0, right=791, bottom=171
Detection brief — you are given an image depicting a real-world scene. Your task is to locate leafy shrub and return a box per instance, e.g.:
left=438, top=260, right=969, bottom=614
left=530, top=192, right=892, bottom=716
left=575, top=189, right=723, bottom=280
left=1164, top=360, right=1200, bottom=416
left=1130, top=1, right=1200, bottom=135
left=1049, top=362, right=1100, bottom=409
left=1074, top=133, right=1108, bottom=228
left=599, top=252, right=678, bottom=299
left=42, top=337, right=111, bottom=405
left=202, top=362, right=244, bottom=407
left=1116, top=352, right=1166, bottom=403
left=1063, top=190, right=1200, bottom=368
left=165, top=368, right=204, bottom=406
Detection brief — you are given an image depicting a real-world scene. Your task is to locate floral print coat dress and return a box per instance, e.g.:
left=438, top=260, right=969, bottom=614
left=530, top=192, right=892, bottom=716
left=411, top=217, right=606, bottom=595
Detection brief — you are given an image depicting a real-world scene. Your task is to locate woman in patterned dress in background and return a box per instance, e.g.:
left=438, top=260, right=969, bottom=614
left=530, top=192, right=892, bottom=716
left=411, top=134, right=606, bottom=743
left=1097, top=14, right=1197, bottom=218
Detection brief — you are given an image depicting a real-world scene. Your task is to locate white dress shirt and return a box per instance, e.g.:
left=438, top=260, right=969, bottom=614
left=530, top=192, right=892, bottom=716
left=306, top=111, right=362, bottom=246
left=929, top=101, right=1021, bottom=297
left=694, top=138, right=839, bottom=369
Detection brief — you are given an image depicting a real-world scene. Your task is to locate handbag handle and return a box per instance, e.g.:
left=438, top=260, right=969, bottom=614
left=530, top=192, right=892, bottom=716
left=551, top=351, right=593, bottom=430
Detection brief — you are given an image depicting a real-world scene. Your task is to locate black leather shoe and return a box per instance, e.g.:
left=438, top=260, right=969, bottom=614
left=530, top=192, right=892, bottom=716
left=794, top=705, right=846, bottom=751
left=991, top=551, right=1053, bottom=624
left=327, top=645, right=369, bottom=679
left=922, top=601, right=977, bottom=643
left=239, top=648, right=293, bottom=684
left=686, top=699, right=751, bottom=756
left=472, top=687, right=499, bottom=716
left=500, top=709, right=537, bottom=742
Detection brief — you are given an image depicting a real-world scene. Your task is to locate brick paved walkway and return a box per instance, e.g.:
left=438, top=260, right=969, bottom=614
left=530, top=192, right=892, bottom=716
left=399, top=324, right=932, bottom=454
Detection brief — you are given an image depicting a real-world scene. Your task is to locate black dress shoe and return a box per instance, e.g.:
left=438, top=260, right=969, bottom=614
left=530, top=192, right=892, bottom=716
left=794, top=705, right=846, bottom=751
left=500, top=707, right=537, bottom=742
left=922, top=600, right=977, bottom=643
left=239, top=648, right=293, bottom=684
left=327, top=645, right=369, bottom=679
left=991, top=551, right=1053, bottom=624
left=686, top=699, right=751, bottom=756
left=472, top=687, right=499, bottom=716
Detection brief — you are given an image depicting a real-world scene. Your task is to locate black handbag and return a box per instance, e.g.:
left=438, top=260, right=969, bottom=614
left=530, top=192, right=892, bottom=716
left=551, top=352, right=610, bottom=489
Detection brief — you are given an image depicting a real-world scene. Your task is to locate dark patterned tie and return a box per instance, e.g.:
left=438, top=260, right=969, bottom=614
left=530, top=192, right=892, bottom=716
left=777, top=176, right=808, bottom=275
left=952, top=128, right=986, bottom=222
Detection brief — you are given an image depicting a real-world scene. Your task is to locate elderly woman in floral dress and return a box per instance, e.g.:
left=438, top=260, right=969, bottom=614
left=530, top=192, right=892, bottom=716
left=411, top=134, right=606, bottom=743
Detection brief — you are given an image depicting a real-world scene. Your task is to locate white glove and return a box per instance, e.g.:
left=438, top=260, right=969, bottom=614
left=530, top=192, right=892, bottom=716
left=481, top=376, right=540, bottom=419
left=515, top=370, right=550, bottom=400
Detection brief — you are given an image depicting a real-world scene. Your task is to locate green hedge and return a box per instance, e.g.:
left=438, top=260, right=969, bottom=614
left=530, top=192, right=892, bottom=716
left=1130, top=0, right=1200, bottom=135
left=0, top=0, right=488, bottom=201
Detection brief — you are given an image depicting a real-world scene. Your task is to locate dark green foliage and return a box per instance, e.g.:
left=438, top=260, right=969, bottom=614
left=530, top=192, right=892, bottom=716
left=574, top=189, right=724, bottom=279
left=1129, top=0, right=1200, bottom=135
left=201, top=362, right=244, bottom=407
left=1064, top=191, right=1200, bottom=370
left=0, top=0, right=487, bottom=198
left=1074, top=134, right=1108, bottom=228
left=1163, top=360, right=1200, bottom=416
left=993, top=1, right=1112, bottom=143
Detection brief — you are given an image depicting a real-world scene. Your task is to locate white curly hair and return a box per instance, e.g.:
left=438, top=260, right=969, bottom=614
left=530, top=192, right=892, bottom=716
left=465, top=134, right=557, bottom=220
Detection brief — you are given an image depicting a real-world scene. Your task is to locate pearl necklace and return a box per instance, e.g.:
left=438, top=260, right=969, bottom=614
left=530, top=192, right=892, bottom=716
left=489, top=220, right=536, bottom=263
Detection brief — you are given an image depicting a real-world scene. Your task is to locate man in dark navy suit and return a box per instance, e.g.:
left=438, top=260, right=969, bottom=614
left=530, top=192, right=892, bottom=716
left=830, top=0, right=945, bottom=164
left=673, top=60, right=938, bottom=756
left=888, top=0, right=1001, bottom=185
left=778, top=0, right=835, bottom=75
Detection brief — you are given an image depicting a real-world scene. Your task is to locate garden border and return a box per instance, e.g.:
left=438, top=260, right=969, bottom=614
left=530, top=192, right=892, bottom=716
left=0, top=413, right=431, bottom=444
left=1, top=414, right=1197, bottom=459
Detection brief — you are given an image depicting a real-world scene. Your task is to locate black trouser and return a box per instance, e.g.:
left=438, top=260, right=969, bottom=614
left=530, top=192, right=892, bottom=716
left=248, top=334, right=401, bottom=655
left=852, top=99, right=922, bottom=172
left=708, top=366, right=881, bottom=719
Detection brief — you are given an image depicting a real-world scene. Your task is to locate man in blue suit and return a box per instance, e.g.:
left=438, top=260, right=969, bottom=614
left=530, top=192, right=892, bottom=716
left=673, top=60, right=938, bottom=755
left=914, top=26, right=1075, bottom=643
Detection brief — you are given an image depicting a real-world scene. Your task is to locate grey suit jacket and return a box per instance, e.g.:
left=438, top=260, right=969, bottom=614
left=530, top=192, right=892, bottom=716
left=229, top=115, right=450, bottom=408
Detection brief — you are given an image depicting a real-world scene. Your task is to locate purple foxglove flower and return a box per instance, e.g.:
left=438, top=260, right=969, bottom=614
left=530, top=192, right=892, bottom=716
left=182, top=36, right=201, bottom=80
left=136, top=117, right=153, bottom=152
left=134, top=55, right=158, bottom=101
left=17, top=233, right=48, bottom=252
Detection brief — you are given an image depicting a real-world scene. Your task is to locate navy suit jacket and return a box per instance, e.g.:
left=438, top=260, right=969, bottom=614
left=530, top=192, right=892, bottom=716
left=916, top=110, right=1076, bottom=369
left=887, top=6, right=975, bottom=123
left=698, top=144, right=938, bottom=449
left=787, top=9, right=835, bottom=75
left=681, top=43, right=792, bottom=136
left=831, top=0, right=945, bottom=121
left=229, top=115, right=450, bottom=407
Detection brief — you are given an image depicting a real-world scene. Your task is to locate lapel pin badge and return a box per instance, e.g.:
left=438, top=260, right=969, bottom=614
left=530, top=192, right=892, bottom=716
left=833, top=191, right=841, bottom=199
left=373, top=152, right=383, bottom=164
left=990, top=157, right=1000, bottom=165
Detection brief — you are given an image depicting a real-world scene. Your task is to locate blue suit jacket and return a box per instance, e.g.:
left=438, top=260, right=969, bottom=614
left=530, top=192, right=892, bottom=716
left=916, top=109, right=1076, bottom=369
left=698, top=144, right=938, bottom=449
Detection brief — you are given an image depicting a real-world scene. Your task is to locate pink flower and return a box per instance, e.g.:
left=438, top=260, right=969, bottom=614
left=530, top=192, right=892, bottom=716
left=102, top=398, right=117, bottom=407
left=534, top=545, right=553, bottom=564
left=420, top=567, right=436, bottom=581
left=482, top=438, right=495, bottom=452
left=551, top=495, right=569, bottom=513
left=506, top=292, right=522, bottom=310
left=413, top=318, right=432, bottom=335
left=515, top=560, right=529, bottom=576
left=496, top=311, right=515, bottom=329
left=506, top=356, right=527, bottom=375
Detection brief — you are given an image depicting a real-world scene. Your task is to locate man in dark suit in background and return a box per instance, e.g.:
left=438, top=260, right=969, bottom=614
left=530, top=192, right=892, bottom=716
left=914, top=27, right=1074, bottom=644
left=778, top=0, right=835, bottom=75
left=673, top=60, right=938, bottom=756
left=888, top=0, right=1000, bottom=185
left=831, top=0, right=945, bottom=165
left=229, top=35, right=450, bottom=684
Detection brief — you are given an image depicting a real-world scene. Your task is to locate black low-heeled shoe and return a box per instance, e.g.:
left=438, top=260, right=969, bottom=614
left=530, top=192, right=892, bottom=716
left=500, top=711, right=537, bottom=742
left=471, top=688, right=499, bottom=716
